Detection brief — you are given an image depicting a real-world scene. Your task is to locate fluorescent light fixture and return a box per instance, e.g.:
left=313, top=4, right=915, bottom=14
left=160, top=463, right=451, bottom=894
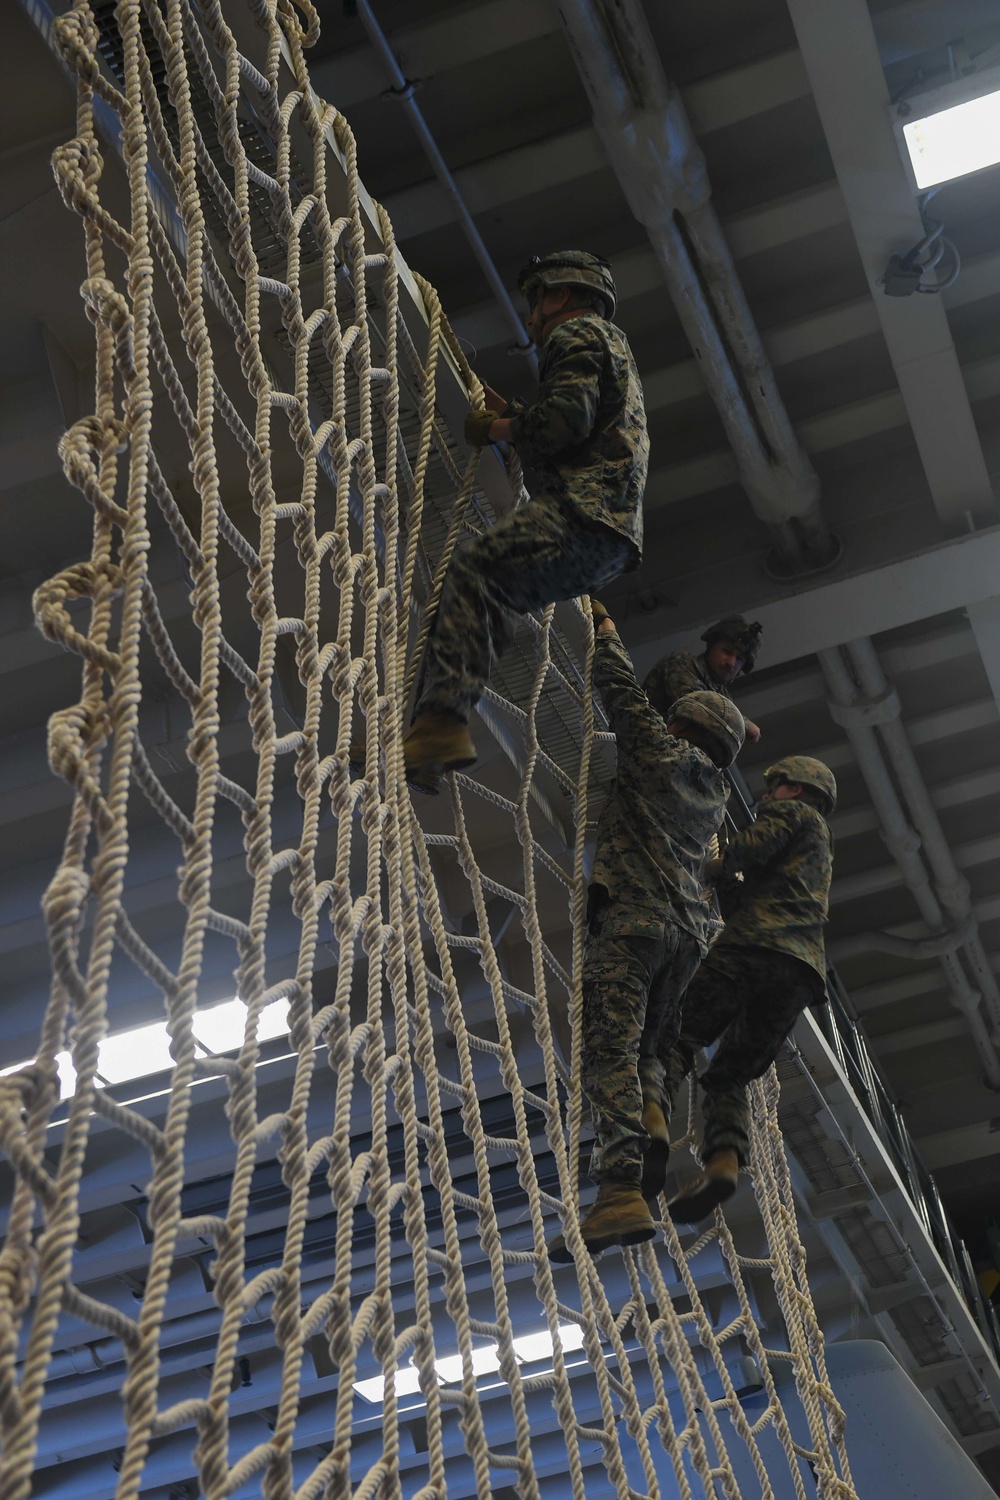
left=434, top=1346, right=501, bottom=1384
left=903, top=90, right=1000, bottom=188
left=894, top=67, right=1000, bottom=190
left=192, top=996, right=290, bottom=1055
left=0, top=996, right=292, bottom=1101
left=352, top=1325, right=588, bottom=1407
left=97, top=1021, right=174, bottom=1083
left=354, top=1366, right=424, bottom=1404
left=511, top=1323, right=585, bottom=1364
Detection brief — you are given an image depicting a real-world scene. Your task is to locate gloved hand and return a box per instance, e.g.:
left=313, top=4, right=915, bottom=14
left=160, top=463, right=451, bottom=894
left=591, top=599, right=612, bottom=631
left=464, top=408, right=500, bottom=447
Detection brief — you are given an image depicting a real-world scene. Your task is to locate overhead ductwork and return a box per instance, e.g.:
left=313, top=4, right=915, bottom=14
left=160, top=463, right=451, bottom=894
left=555, top=0, right=840, bottom=579
left=821, top=641, right=1000, bottom=1089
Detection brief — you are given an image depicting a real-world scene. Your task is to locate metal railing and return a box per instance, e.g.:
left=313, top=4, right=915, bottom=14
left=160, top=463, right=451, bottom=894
left=725, top=778, right=1000, bottom=1365
left=819, top=970, right=1000, bottom=1365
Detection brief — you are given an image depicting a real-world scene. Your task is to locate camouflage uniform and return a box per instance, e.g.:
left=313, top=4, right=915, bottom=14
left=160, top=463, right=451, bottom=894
left=643, top=650, right=732, bottom=720
left=417, top=312, right=648, bottom=724
left=582, top=629, right=728, bottom=1187
left=657, top=798, right=833, bottom=1165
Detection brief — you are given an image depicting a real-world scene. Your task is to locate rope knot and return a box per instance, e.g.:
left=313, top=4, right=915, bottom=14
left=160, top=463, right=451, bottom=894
left=80, top=279, right=135, bottom=370
left=33, top=560, right=125, bottom=669
left=51, top=137, right=103, bottom=217
left=275, top=0, right=321, bottom=48
left=42, top=866, right=91, bottom=948
left=58, top=417, right=129, bottom=521
left=51, top=11, right=101, bottom=83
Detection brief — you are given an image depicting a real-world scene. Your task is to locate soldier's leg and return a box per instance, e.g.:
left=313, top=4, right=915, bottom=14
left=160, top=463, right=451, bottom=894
left=416, top=496, right=632, bottom=725
left=662, top=949, right=756, bottom=1224
left=549, top=910, right=663, bottom=1261
left=580, top=921, right=666, bottom=1190
left=636, top=927, right=703, bottom=1198
left=700, top=951, right=820, bottom=1166
left=654, top=946, right=747, bottom=1126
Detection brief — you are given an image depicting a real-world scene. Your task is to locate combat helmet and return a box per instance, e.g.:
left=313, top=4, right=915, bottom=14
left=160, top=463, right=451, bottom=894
left=669, top=690, right=746, bottom=769
left=701, top=615, right=763, bottom=674
left=516, top=251, right=617, bottom=319
left=764, top=756, right=837, bottom=815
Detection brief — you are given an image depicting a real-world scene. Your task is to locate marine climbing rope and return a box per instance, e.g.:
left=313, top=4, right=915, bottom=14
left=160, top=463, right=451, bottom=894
left=0, top=2, right=858, bottom=1497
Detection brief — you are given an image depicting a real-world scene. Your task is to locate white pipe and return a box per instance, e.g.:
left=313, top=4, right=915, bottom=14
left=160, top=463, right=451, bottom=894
left=554, top=0, right=839, bottom=577
left=846, top=636, right=1000, bottom=1035
left=820, top=647, right=1000, bottom=1087
left=356, top=0, right=537, bottom=374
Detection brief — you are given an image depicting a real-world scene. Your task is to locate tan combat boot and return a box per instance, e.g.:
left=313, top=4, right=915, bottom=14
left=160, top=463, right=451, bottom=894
left=640, top=1098, right=671, bottom=1201
left=668, top=1148, right=739, bottom=1225
left=403, top=712, right=477, bottom=795
left=547, top=1182, right=657, bottom=1263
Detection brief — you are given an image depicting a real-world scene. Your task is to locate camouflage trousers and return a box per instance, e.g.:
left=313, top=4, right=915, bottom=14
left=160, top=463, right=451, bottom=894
left=654, top=944, right=824, bottom=1166
left=416, top=494, right=634, bottom=724
left=581, top=905, right=702, bottom=1188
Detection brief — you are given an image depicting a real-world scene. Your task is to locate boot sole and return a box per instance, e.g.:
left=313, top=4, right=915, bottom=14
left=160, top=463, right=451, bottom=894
left=546, top=1233, right=574, bottom=1264
left=668, top=1173, right=738, bottom=1226
left=585, top=1219, right=657, bottom=1254
left=547, top=1217, right=656, bottom=1263
left=405, top=752, right=478, bottom=796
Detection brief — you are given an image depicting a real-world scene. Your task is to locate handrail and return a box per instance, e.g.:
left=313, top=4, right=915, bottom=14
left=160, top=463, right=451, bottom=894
left=725, top=793, right=1000, bottom=1362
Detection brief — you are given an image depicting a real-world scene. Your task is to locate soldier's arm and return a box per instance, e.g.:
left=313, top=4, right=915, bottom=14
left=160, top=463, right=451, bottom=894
left=593, top=627, right=661, bottom=756
left=507, top=324, right=603, bottom=461
left=722, top=802, right=800, bottom=876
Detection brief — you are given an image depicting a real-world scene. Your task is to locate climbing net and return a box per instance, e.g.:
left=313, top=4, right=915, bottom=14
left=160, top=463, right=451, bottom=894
left=0, top=1, right=859, bottom=1497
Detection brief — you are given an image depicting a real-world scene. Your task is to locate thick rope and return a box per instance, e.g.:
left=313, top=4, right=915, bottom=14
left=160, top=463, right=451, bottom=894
left=0, top=3, right=859, bottom=1498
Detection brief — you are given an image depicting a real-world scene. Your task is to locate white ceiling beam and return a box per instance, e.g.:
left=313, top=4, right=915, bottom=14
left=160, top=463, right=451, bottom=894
left=308, top=0, right=558, bottom=110
left=829, top=893, right=1000, bottom=969
left=449, top=179, right=848, bottom=349
left=917, top=1119, right=1000, bottom=1173
left=455, top=179, right=850, bottom=352
left=851, top=968, right=954, bottom=1011
left=831, top=832, right=1000, bottom=906
left=629, top=525, right=1000, bottom=677
left=381, top=102, right=847, bottom=242
left=312, top=12, right=809, bottom=131
left=643, top=347, right=1000, bottom=510
left=738, top=620, right=977, bottom=722
left=787, top=0, right=998, bottom=534
left=871, top=1017, right=970, bottom=1058
left=833, top=765, right=1000, bottom=841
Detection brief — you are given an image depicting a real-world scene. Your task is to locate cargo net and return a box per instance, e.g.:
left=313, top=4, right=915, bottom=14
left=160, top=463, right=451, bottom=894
left=0, top=1, right=858, bottom=1497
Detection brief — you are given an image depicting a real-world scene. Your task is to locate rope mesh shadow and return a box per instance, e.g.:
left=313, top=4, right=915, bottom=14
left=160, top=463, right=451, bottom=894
left=0, top=2, right=859, bottom=1497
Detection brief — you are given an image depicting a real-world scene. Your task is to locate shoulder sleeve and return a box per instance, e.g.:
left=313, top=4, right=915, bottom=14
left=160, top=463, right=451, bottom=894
left=594, top=630, right=664, bottom=754
left=507, top=320, right=604, bottom=462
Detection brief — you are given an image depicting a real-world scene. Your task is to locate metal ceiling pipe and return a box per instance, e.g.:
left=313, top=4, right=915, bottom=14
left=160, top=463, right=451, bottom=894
left=820, top=646, right=1000, bottom=1088
left=554, top=0, right=839, bottom=578
left=355, top=0, right=537, bottom=372
left=846, top=635, right=1000, bottom=1038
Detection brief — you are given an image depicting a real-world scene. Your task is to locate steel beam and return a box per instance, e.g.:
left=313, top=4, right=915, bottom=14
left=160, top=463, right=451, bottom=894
left=787, top=0, right=998, bottom=533
left=628, top=525, right=1000, bottom=678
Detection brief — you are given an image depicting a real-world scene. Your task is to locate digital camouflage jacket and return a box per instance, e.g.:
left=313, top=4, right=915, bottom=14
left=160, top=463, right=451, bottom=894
left=715, top=799, right=833, bottom=978
left=590, top=630, right=729, bottom=949
left=507, top=312, right=647, bottom=566
left=642, top=649, right=732, bottom=720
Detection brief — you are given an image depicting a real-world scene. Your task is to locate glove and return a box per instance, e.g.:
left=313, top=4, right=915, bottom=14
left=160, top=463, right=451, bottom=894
left=590, top=599, right=611, bottom=631
left=464, top=408, right=500, bottom=447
